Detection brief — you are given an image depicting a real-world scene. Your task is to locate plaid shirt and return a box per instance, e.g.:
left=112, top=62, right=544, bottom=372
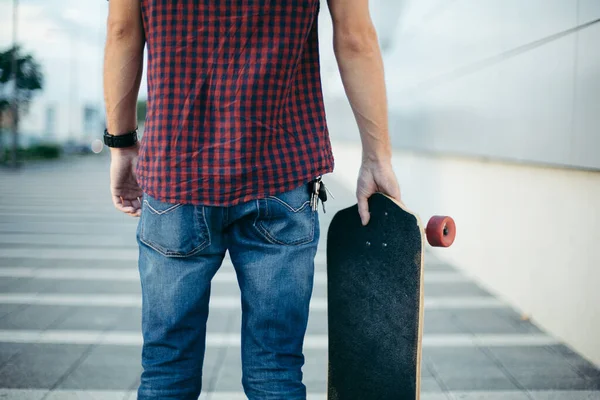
left=136, top=0, right=334, bottom=206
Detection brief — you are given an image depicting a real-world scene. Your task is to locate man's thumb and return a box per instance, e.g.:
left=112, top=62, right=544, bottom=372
left=358, top=195, right=370, bottom=226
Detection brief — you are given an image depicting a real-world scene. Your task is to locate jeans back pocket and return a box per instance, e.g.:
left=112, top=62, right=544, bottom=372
left=254, top=184, right=317, bottom=246
left=139, top=193, right=211, bottom=257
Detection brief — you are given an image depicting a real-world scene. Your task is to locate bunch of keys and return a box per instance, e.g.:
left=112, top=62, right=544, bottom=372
left=309, top=177, right=334, bottom=213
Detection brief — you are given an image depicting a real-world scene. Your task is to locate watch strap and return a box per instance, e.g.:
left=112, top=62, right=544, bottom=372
left=103, top=129, right=138, bottom=148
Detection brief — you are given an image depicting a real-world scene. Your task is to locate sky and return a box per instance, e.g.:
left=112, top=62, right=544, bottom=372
left=0, top=0, right=139, bottom=140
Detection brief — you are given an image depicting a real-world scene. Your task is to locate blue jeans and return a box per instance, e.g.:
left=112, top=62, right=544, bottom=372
left=136, top=183, right=319, bottom=400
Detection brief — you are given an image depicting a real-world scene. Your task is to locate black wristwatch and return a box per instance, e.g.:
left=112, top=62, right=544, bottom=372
left=103, top=129, right=138, bottom=148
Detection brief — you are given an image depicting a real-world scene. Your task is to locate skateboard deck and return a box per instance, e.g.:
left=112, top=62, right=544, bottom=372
left=326, top=193, right=452, bottom=400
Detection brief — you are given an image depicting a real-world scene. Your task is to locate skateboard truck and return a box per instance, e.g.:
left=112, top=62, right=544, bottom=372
left=425, top=216, right=456, bottom=247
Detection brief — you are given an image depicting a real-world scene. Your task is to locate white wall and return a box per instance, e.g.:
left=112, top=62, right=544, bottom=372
left=321, top=0, right=600, bottom=170
left=330, top=139, right=600, bottom=367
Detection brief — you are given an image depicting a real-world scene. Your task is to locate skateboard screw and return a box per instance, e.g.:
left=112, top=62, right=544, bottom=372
left=384, top=212, right=388, bottom=216
left=382, top=243, right=387, bottom=247
left=366, top=241, right=371, bottom=247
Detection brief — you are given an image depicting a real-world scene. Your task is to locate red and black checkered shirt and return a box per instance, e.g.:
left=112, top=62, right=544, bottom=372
left=136, top=0, right=335, bottom=206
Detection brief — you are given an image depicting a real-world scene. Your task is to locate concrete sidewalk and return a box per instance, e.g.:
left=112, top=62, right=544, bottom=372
left=0, top=155, right=598, bottom=400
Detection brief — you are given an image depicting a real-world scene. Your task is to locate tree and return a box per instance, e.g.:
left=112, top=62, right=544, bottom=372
left=0, top=46, right=44, bottom=162
left=0, top=46, right=44, bottom=119
left=137, top=100, right=147, bottom=123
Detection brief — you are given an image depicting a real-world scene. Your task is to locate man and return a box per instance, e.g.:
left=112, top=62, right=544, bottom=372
left=103, top=0, right=401, bottom=399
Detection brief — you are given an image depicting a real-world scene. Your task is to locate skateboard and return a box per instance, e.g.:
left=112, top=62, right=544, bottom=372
left=326, top=192, right=456, bottom=400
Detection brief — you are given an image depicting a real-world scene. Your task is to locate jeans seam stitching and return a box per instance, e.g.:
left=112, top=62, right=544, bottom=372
left=143, top=200, right=183, bottom=215
left=265, top=196, right=310, bottom=213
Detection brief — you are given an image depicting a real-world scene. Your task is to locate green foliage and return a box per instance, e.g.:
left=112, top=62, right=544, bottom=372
left=0, top=46, right=44, bottom=116
left=137, top=100, right=147, bottom=123
left=0, top=144, right=61, bottom=163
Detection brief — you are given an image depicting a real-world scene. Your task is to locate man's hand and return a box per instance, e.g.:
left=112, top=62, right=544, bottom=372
left=110, top=147, right=143, bottom=217
left=357, top=158, right=401, bottom=226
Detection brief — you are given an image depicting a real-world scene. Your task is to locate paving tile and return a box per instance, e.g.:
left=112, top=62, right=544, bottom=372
left=0, top=344, right=89, bottom=388
left=304, top=380, right=326, bottom=393
left=0, top=258, right=136, bottom=269
left=310, top=284, right=327, bottom=298
left=0, top=305, right=72, bottom=330
left=424, top=347, right=496, bottom=369
left=0, top=279, right=55, bottom=294
left=435, top=364, right=508, bottom=380
left=0, top=343, right=29, bottom=367
left=57, top=363, right=142, bottom=391
left=306, top=317, right=328, bottom=335
left=50, top=307, right=126, bottom=331
left=550, top=345, right=600, bottom=379
left=0, top=278, right=30, bottom=292
left=212, top=363, right=243, bottom=392
left=43, top=281, right=141, bottom=295
left=81, top=345, right=142, bottom=368
left=420, top=376, right=444, bottom=392
left=124, top=391, right=137, bottom=400
left=529, top=391, right=600, bottom=399
left=112, top=309, right=142, bottom=332
left=442, top=375, right=520, bottom=391
left=0, top=389, right=48, bottom=399
left=421, top=395, right=452, bottom=400
left=453, top=309, right=542, bottom=334
left=489, top=346, right=574, bottom=368
left=450, top=391, right=529, bottom=399
left=0, top=305, right=25, bottom=320
left=422, top=365, right=434, bottom=378
left=206, top=310, right=235, bottom=333
left=0, top=222, right=134, bottom=236
left=423, top=311, right=470, bottom=334
left=424, top=282, right=492, bottom=297
left=44, top=390, right=129, bottom=399
left=516, top=375, right=600, bottom=391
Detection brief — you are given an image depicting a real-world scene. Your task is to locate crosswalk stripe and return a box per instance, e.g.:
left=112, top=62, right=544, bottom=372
left=0, top=330, right=559, bottom=348
left=0, top=293, right=504, bottom=310
left=0, top=248, right=329, bottom=264
left=0, top=267, right=467, bottom=284
left=0, top=390, right=598, bottom=400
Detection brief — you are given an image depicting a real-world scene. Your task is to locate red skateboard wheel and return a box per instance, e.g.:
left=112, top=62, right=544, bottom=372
left=425, top=216, right=456, bottom=247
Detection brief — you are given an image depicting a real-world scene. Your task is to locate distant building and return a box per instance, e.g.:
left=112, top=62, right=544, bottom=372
left=82, top=105, right=101, bottom=141
left=44, top=104, right=57, bottom=139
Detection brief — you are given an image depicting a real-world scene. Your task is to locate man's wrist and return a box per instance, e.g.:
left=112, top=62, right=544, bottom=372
left=362, top=148, right=392, bottom=164
left=110, top=144, right=139, bottom=158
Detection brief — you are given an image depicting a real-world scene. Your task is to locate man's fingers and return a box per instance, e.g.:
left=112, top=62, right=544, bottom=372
left=132, top=197, right=142, bottom=210
left=357, top=195, right=370, bottom=226
left=113, top=195, right=142, bottom=216
left=386, top=184, right=402, bottom=204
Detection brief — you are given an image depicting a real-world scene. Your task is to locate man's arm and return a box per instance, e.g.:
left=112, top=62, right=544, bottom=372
left=103, top=0, right=145, bottom=216
left=104, top=0, right=145, bottom=136
left=328, top=0, right=401, bottom=225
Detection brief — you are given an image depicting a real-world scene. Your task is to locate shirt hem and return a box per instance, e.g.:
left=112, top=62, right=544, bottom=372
left=138, top=163, right=335, bottom=208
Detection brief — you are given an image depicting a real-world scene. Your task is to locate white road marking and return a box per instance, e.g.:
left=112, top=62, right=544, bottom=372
left=0, top=267, right=467, bottom=284
left=0, top=389, right=597, bottom=400
left=0, top=330, right=559, bottom=348
left=0, top=293, right=503, bottom=310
